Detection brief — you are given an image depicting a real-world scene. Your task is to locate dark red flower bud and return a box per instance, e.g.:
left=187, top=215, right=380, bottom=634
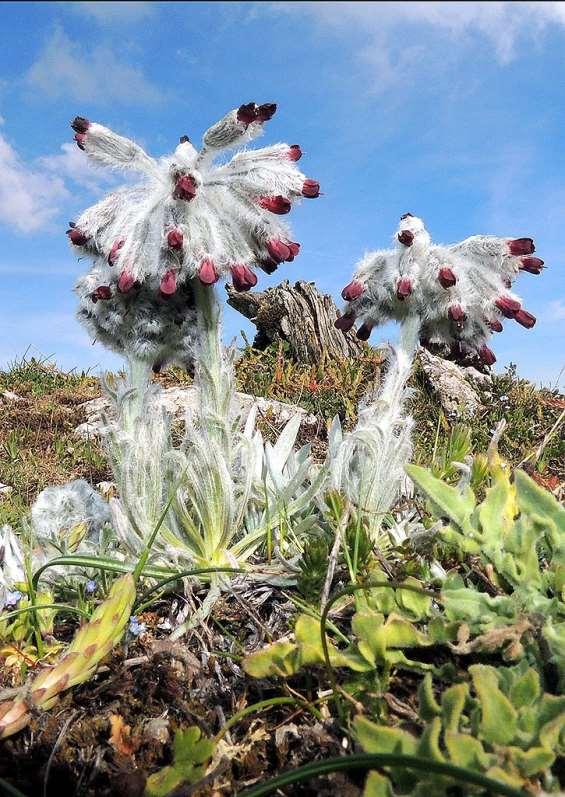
left=396, top=277, right=413, bottom=300
left=503, top=277, right=512, bottom=289
left=288, top=145, right=302, bottom=161
left=167, top=229, right=183, bottom=250
left=91, top=285, right=111, bottom=302
left=488, top=319, right=503, bottom=332
left=266, top=239, right=291, bottom=263
left=438, top=267, right=456, bottom=289
left=259, top=195, right=291, bottom=214
left=74, top=133, right=86, bottom=151
left=479, top=345, right=496, bottom=366
left=179, top=135, right=190, bottom=144
left=400, top=212, right=414, bottom=220
left=334, top=313, right=356, bottom=332
left=231, top=264, right=257, bottom=292
left=118, top=270, right=135, bottom=294
left=107, top=239, right=125, bottom=266
left=302, top=179, right=320, bottom=198
left=198, top=259, right=219, bottom=285
left=160, top=270, right=177, bottom=296
left=257, top=103, right=277, bottom=122
left=341, top=280, right=364, bottom=301
left=173, top=174, right=197, bottom=201
left=356, top=322, right=373, bottom=341
left=67, top=227, right=89, bottom=246
left=398, top=230, right=414, bottom=246
left=495, top=296, right=521, bottom=318
left=508, top=238, right=535, bottom=256
left=514, top=309, right=536, bottom=329
left=520, top=256, right=544, bottom=274
left=237, top=103, right=259, bottom=126
left=448, top=304, right=466, bottom=323
left=260, top=259, right=279, bottom=274
left=71, top=116, right=90, bottom=134
left=286, top=241, right=300, bottom=258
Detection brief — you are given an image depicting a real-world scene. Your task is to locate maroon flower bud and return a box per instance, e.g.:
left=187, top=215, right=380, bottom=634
left=397, top=230, right=414, bottom=246
left=266, top=239, right=291, bottom=263
left=107, top=239, right=125, bottom=266
left=508, top=238, right=535, bottom=256
left=287, top=241, right=300, bottom=258
left=259, top=195, right=291, bottom=214
left=237, top=103, right=259, bottom=126
left=302, top=179, right=320, bottom=198
left=260, top=260, right=278, bottom=274
left=118, top=270, right=135, bottom=294
left=288, top=145, right=302, bottom=162
left=257, top=103, right=277, bottom=122
left=495, top=296, right=521, bottom=319
left=514, top=309, right=536, bottom=328
left=488, top=319, right=503, bottom=333
left=503, top=277, right=512, bottom=289
left=448, top=304, right=466, bottom=323
left=396, top=277, right=413, bottom=300
left=356, top=322, right=373, bottom=341
left=479, top=344, right=496, bottom=366
left=341, top=280, right=364, bottom=301
left=520, top=256, right=544, bottom=274
left=91, top=285, right=112, bottom=302
left=231, top=264, right=257, bottom=292
left=160, top=270, right=177, bottom=296
left=71, top=116, right=90, bottom=134
left=74, top=133, right=86, bottom=151
left=198, top=259, right=219, bottom=285
left=167, top=229, right=183, bottom=250
left=438, top=267, right=456, bottom=289
left=334, top=313, right=356, bottom=332
left=67, top=227, right=89, bottom=246
left=173, top=174, right=197, bottom=201
left=400, top=212, right=414, bottom=220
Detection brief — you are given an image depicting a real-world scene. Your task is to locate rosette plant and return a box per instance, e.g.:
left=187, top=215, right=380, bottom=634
left=68, top=103, right=324, bottom=577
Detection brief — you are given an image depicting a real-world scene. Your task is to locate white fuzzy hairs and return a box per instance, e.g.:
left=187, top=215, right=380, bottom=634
left=70, top=104, right=319, bottom=369
left=336, top=214, right=543, bottom=365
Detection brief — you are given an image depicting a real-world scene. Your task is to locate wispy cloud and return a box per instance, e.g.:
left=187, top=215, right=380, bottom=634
left=548, top=299, right=565, bottom=322
left=40, top=142, right=115, bottom=193
left=0, top=128, right=68, bottom=233
left=66, top=1, right=155, bottom=24
left=272, top=2, right=565, bottom=89
left=25, top=27, right=162, bottom=106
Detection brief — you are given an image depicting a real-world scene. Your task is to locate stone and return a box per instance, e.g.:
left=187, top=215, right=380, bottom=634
left=418, top=347, right=486, bottom=419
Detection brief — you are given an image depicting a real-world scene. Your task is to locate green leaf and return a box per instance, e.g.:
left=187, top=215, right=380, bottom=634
left=444, top=732, right=491, bottom=771
left=145, top=727, right=214, bottom=797
left=418, top=673, right=440, bottom=721
left=478, top=478, right=516, bottom=543
left=508, top=668, right=540, bottom=709
left=470, top=665, right=517, bottom=745
left=363, top=771, right=395, bottom=797
left=514, top=469, right=565, bottom=536
left=405, top=465, right=475, bottom=532
left=145, top=765, right=186, bottom=797
left=355, top=716, right=418, bottom=756
left=441, top=683, right=468, bottom=735
left=505, top=746, right=555, bottom=777
left=395, top=577, right=432, bottom=621
left=417, top=717, right=445, bottom=763
left=242, top=639, right=299, bottom=678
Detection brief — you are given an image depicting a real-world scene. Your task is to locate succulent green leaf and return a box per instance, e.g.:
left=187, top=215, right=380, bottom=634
left=405, top=465, right=475, bottom=532
left=440, top=683, right=468, bottom=735
left=363, top=771, right=395, bottom=797
left=395, top=577, right=432, bottom=621
left=418, top=673, right=441, bottom=721
left=354, top=716, right=418, bottom=756
left=242, top=640, right=299, bottom=678
left=417, top=717, right=445, bottom=763
left=444, top=732, right=491, bottom=771
left=514, top=469, right=565, bottom=537
left=470, top=665, right=517, bottom=745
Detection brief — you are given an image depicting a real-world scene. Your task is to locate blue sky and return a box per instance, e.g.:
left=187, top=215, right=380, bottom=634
left=0, top=1, right=564, bottom=386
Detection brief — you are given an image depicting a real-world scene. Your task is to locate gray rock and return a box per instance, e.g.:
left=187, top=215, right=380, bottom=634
left=75, top=385, right=318, bottom=439
left=418, top=348, right=487, bottom=419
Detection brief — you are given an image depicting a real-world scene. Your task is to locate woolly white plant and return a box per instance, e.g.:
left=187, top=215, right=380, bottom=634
left=336, top=213, right=543, bottom=365
left=71, top=103, right=317, bottom=371
left=68, top=104, right=322, bottom=575
left=331, top=212, right=544, bottom=541
left=0, top=525, right=26, bottom=608
left=328, top=315, right=419, bottom=542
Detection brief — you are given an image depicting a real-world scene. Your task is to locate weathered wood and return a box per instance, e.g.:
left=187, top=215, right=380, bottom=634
left=226, top=280, right=365, bottom=363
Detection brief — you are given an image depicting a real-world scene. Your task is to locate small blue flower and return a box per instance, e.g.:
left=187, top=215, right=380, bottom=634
left=128, top=615, right=146, bottom=637
left=4, top=590, right=23, bottom=609
left=85, top=579, right=97, bottom=595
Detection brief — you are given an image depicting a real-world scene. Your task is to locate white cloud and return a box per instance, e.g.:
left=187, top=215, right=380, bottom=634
left=40, top=142, right=114, bottom=193
left=25, top=27, right=162, bottom=106
left=273, top=2, right=565, bottom=87
left=548, top=299, right=565, bottom=322
left=66, top=1, right=155, bottom=23
left=0, top=130, right=68, bottom=233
